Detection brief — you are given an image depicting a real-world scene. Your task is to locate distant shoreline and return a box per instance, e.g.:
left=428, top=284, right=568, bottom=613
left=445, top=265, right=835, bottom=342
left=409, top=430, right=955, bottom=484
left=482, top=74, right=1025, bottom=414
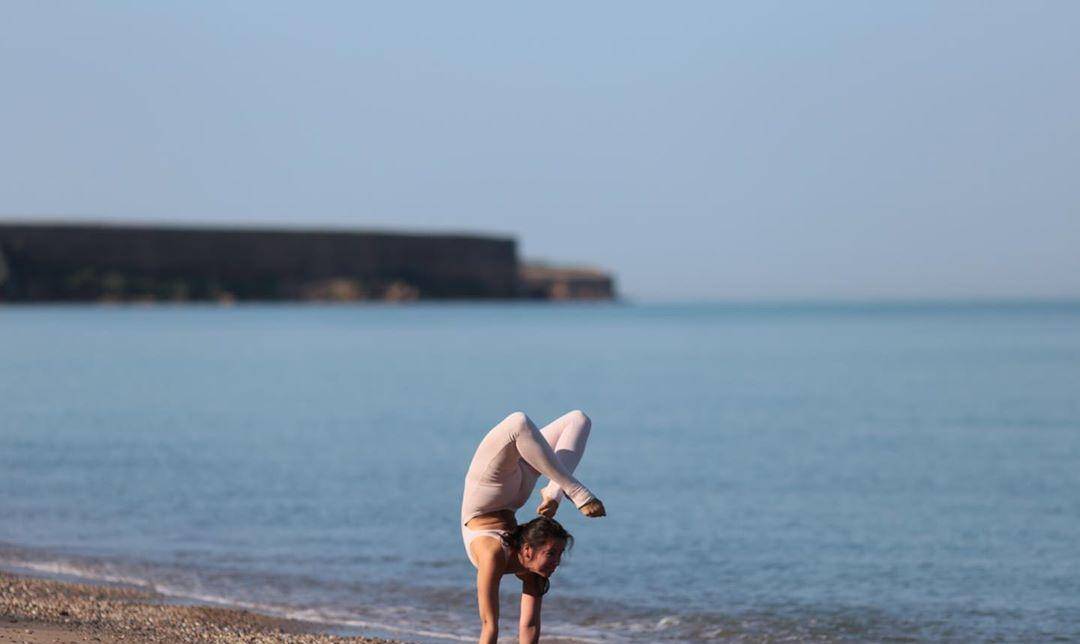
left=0, top=221, right=616, bottom=303
left=2, top=297, right=1078, bottom=309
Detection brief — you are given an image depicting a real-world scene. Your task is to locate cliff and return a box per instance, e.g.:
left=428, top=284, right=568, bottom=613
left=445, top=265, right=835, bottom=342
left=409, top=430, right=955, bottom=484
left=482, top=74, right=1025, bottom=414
left=0, top=222, right=519, bottom=302
left=519, top=263, right=616, bottom=301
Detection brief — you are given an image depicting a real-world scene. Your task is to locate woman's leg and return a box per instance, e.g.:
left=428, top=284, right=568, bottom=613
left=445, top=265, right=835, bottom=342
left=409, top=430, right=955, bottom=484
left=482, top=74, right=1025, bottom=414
left=537, top=410, right=592, bottom=504
left=462, top=412, right=596, bottom=524
left=468, top=412, right=596, bottom=507
left=498, top=412, right=596, bottom=504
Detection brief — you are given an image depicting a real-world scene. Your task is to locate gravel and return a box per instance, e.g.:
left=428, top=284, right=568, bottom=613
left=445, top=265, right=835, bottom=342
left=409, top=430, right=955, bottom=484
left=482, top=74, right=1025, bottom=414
left=0, top=573, right=403, bottom=644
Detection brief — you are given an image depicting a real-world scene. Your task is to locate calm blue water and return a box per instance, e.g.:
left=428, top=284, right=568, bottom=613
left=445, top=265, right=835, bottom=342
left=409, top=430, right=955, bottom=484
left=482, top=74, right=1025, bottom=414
left=2, top=302, right=1079, bottom=642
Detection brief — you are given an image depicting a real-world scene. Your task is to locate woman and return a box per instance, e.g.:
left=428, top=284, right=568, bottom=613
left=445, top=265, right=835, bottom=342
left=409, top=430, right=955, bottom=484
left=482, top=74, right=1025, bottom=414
left=461, top=410, right=606, bottom=644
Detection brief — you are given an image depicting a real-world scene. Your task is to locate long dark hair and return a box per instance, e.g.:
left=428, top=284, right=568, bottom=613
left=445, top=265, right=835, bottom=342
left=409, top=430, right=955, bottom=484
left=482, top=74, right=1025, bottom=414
left=501, top=516, right=574, bottom=553
left=502, top=516, right=572, bottom=594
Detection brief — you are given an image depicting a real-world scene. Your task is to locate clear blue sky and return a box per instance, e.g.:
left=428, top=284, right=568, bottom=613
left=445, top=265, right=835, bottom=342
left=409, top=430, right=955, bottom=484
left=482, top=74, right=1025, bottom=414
left=2, top=2, right=1078, bottom=301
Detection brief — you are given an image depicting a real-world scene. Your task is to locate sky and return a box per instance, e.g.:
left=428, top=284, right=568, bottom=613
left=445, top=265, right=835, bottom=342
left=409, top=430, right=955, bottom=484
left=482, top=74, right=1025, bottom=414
left=2, top=1, right=1078, bottom=301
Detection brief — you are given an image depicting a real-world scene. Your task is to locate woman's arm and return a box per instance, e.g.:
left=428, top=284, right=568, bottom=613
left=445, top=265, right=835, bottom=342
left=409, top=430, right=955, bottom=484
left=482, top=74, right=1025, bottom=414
left=517, top=573, right=546, bottom=644
left=473, top=541, right=504, bottom=644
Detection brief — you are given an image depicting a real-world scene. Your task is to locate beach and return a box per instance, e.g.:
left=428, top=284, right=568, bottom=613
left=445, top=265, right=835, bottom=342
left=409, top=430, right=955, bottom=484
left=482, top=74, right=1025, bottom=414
left=0, top=573, right=398, bottom=644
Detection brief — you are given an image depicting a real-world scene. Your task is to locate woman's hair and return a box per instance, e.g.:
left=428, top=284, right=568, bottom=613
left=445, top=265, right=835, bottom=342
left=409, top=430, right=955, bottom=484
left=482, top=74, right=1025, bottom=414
left=502, top=516, right=574, bottom=553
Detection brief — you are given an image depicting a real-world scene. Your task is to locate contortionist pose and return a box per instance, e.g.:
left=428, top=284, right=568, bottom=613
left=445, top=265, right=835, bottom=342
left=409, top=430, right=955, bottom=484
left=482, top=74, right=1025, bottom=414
left=460, top=410, right=606, bottom=644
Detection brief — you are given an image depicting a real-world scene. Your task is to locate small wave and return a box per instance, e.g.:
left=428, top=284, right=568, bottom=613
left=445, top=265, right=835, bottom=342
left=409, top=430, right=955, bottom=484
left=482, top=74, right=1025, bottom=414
left=278, top=608, right=476, bottom=642
left=149, top=587, right=478, bottom=644
left=0, top=557, right=154, bottom=590
left=0, top=552, right=478, bottom=643
left=150, top=589, right=472, bottom=642
left=4, top=547, right=835, bottom=642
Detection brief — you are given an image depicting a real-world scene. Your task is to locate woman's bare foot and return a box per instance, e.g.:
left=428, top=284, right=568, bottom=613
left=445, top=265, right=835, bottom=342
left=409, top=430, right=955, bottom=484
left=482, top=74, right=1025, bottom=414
left=537, top=496, right=559, bottom=518
left=578, top=498, right=606, bottom=517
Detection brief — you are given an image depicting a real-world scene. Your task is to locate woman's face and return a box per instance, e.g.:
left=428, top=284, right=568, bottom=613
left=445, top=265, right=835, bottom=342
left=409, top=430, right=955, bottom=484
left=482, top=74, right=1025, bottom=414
left=523, top=538, right=565, bottom=577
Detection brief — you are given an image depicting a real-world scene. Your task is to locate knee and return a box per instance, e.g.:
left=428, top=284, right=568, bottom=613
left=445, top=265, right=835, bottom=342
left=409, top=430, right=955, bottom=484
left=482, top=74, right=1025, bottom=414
left=568, top=409, right=592, bottom=433
left=505, top=411, right=534, bottom=435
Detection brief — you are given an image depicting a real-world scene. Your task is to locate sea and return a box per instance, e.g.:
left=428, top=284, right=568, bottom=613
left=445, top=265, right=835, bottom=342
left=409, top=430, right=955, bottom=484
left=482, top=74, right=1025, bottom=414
left=1, top=301, right=1078, bottom=642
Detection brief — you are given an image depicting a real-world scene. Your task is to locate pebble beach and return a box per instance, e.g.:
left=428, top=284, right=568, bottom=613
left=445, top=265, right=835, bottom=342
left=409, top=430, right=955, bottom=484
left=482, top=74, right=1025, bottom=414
left=0, top=573, right=400, bottom=644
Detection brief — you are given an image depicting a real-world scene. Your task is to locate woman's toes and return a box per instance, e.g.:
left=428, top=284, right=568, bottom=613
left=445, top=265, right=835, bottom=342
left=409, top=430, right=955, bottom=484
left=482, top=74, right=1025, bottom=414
left=537, top=497, right=559, bottom=518
left=579, top=499, right=606, bottom=517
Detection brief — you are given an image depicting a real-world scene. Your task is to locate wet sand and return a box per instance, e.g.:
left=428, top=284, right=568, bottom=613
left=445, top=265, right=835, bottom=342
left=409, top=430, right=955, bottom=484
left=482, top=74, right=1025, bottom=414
left=0, top=573, right=401, bottom=644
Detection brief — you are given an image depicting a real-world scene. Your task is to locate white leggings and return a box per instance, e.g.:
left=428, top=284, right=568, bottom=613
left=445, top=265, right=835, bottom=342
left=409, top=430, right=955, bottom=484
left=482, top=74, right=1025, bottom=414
left=460, top=410, right=595, bottom=527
